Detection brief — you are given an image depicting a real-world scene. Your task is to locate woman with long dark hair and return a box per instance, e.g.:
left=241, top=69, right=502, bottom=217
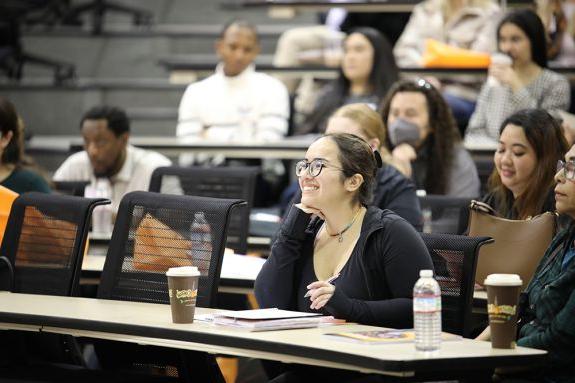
left=0, top=97, right=50, bottom=194
left=380, top=79, right=480, bottom=197
left=298, top=27, right=399, bottom=135
left=483, top=109, right=568, bottom=219
left=466, top=8, right=570, bottom=144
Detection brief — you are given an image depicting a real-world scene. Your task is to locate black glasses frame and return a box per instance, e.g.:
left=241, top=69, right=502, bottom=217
left=295, top=159, right=344, bottom=178
left=557, top=160, right=575, bottom=181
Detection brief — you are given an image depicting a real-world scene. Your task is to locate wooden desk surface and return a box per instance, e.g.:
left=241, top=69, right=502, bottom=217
left=0, top=292, right=546, bottom=378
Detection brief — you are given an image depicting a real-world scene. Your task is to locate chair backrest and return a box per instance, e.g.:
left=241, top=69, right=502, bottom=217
left=419, top=195, right=472, bottom=234
left=420, top=233, right=493, bottom=337
left=0, top=192, right=108, bottom=296
left=98, top=191, right=245, bottom=308
left=148, top=166, right=258, bottom=254
left=53, top=180, right=89, bottom=197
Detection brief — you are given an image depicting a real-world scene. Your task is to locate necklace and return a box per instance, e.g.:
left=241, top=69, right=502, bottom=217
left=325, top=207, right=363, bottom=243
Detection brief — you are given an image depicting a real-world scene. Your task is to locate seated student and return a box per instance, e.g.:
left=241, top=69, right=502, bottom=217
left=281, top=104, right=423, bottom=230
left=255, top=133, right=432, bottom=382
left=176, top=19, right=289, bottom=165
left=53, top=105, right=171, bottom=212
left=476, top=144, right=575, bottom=383
left=465, top=8, right=570, bottom=145
left=297, top=27, right=398, bottom=135
left=380, top=79, right=480, bottom=197
left=0, top=96, right=50, bottom=194
left=482, top=109, right=568, bottom=219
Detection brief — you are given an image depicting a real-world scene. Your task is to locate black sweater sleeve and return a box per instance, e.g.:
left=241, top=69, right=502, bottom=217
left=324, top=217, right=433, bottom=328
left=254, top=205, right=312, bottom=309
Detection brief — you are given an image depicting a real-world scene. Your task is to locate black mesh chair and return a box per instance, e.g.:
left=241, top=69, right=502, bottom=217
left=420, top=233, right=493, bottom=338
left=0, top=192, right=109, bottom=296
left=95, top=191, right=244, bottom=381
left=149, top=166, right=258, bottom=255
left=0, top=192, right=108, bottom=370
left=419, top=195, right=472, bottom=234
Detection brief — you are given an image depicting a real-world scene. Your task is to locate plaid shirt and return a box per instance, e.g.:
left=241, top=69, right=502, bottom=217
left=517, top=225, right=575, bottom=383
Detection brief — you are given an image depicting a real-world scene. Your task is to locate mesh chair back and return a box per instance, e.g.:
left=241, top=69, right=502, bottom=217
left=0, top=192, right=108, bottom=296
left=98, top=191, right=245, bottom=308
left=420, top=233, right=493, bottom=337
left=149, top=166, right=258, bottom=254
left=419, top=195, right=472, bottom=234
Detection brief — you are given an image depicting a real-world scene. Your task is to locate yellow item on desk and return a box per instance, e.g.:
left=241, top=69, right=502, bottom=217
left=0, top=186, right=18, bottom=247
left=422, top=39, right=491, bottom=68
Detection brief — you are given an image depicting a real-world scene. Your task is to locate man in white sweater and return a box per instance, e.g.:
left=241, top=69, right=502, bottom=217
left=176, top=20, right=290, bottom=165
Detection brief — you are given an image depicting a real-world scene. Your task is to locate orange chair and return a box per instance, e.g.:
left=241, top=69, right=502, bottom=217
left=0, top=186, right=18, bottom=247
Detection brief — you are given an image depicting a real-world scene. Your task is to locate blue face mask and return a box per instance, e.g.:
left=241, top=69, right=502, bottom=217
left=387, top=118, right=421, bottom=148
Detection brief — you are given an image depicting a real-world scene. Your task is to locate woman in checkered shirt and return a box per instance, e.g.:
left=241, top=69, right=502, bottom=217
left=465, top=9, right=570, bottom=145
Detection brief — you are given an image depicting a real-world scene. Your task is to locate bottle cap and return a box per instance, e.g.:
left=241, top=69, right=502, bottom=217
left=419, top=269, right=433, bottom=278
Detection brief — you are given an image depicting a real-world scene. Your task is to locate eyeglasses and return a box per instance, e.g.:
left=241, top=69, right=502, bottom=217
left=295, top=159, right=343, bottom=178
left=557, top=160, right=575, bottom=181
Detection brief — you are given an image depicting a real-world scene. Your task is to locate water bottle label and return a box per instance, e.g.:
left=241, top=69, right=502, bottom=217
left=413, top=295, right=441, bottom=313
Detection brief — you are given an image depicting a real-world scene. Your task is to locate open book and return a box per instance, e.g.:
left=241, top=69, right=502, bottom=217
left=324, top=329, right=461, bottom=344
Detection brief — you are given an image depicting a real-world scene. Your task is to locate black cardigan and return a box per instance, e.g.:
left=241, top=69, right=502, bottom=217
left=254, top=205, right=433, bottom=328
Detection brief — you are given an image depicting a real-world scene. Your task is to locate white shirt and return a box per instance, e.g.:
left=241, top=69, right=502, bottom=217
left=176, top=63, right=289, bottom=144
left=53, top=145, right=172, bottom=211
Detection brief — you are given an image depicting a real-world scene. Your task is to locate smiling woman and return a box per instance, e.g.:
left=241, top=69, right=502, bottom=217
left=255, top=133, right=433, bottom=382
left=482, top=109, right=568, bottom=219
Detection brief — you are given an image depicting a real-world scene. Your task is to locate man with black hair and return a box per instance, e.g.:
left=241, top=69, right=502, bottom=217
left=176, top=19, right=289, bottom=164
left=53, top=105, right=172, bottom=211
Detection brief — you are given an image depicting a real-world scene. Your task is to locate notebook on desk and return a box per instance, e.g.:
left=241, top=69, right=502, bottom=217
left=202, top=308, right=324, bottom=331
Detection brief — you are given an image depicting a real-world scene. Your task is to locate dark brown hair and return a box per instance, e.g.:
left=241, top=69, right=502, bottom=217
left=379, top=79, right=461, bottom=194
left=0, top=96, right=24, bottom=166
left=488, top=109, right=568, bottom=218
left=323, top=133, right=378, bottom=206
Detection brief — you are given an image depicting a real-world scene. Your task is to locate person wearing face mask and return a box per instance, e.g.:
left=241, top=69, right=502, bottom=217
left=255, top=133, right=432, bottom=382
left=465, top=9, right=570, bottom=145
left=482, top=109, right=568, bottom=219
left=380, top=79, right=480, bottom=198
left=296, top=27, right=398, bottom=135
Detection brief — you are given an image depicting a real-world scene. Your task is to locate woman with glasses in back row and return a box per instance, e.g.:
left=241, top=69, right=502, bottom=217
left=255, top=133, right=432, bottom=382
left=477, top=145, right=575, bottom=383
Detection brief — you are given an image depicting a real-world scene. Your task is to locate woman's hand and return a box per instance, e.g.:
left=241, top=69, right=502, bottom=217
left=489, top=63, right=522, bottom=92
left=295, top=203, right=325, bottom=220
left=391, top=143, right=416, bottom=177
left=476, top=326, right=491, bottom=341
left=306, top=280, right=335, bottom=310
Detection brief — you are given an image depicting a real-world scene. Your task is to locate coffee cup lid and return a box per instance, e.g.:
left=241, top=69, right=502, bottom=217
left=166, top=266, right=200, bottom=277
left=484, top=273, right=522, bottom=286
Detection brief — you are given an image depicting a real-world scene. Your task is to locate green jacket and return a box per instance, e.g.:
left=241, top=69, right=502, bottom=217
left=517, top=224, right=575, bottom=383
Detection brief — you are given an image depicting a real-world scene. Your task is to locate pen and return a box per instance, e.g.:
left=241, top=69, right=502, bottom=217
left=304, top=273, right=340, bottom=298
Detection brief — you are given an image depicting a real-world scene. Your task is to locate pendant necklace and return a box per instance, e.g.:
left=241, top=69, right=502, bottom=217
left=325, top=207, right=363, bottom=243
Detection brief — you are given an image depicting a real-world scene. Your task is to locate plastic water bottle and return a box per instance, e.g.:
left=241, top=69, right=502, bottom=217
left=190, top=212, right=212, bottom=275
left=413, top=269, right=442, bottom=351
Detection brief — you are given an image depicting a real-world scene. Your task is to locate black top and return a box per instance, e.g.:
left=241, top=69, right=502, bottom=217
left=0, top=168, right=50, bottom=194
left=255, top=205, right=433, bottom=328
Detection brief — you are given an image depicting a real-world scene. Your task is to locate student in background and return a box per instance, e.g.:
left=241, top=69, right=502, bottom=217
left=0, top=96, right=50, bottom=194
left=482, top=109, right=568, bottom=219
left=466, top=8, right=570, bottom=144
left=297, top=28, right=399, bottom=135
left=53, top=105, right=171, bottom=212
left=380, top=79, right=480, bottom=197
left=256, top=133, right=432, bottom=382
left=176, top=19, right=289, bottom=163
left=477, top=144, right=575, bottom=383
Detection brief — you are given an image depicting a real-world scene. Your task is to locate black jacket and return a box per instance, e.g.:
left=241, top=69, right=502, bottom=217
left=255, top=205, right=433, bottom=328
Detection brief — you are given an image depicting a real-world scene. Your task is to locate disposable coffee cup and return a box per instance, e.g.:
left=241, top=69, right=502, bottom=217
left=487, top=53, right=512, bottom=87
left=484, top=274, right=522, bottom=349
left=167, top=266, right=200, bottom=323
